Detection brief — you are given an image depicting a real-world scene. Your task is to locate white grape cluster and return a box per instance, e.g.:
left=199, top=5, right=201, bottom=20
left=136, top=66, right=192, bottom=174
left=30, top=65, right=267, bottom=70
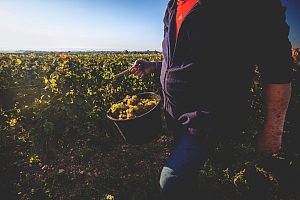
left=110, top=95, right=158, bottom=120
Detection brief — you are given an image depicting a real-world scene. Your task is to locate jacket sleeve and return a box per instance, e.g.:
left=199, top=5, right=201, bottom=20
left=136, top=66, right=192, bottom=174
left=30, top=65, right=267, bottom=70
left=253, top=0, right=293, bottom=84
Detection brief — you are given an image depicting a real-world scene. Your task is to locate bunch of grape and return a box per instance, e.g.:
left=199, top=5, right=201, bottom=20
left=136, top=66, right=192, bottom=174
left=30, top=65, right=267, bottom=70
left=110, top=95, right=158, bottom=120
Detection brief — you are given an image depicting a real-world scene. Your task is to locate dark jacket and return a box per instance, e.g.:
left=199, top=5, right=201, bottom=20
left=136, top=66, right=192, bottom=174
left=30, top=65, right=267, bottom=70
left=160, top=0, right=293, bottom=142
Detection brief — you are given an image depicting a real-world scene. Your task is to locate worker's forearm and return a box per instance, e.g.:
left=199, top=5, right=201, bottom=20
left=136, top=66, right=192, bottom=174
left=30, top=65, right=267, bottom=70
left=262, top=83, right=292, bottom=132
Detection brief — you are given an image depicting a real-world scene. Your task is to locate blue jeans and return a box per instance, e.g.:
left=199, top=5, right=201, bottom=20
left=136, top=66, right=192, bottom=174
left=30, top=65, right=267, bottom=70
left=160, top=113, right=216, bottom=199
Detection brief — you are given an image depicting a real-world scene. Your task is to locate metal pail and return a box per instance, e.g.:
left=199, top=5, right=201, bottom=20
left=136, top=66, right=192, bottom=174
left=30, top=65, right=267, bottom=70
left=107, top=92, right=162, bottom=145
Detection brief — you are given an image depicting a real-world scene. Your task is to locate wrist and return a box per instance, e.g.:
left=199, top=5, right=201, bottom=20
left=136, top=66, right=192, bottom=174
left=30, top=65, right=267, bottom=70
left=261, top=123, right=284, bottom=136
left=151, top=61, right=158, bottom=72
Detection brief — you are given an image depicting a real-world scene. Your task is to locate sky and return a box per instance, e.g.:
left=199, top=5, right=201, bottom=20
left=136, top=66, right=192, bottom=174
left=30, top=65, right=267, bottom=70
left=0, top=0, right=299, bottom=52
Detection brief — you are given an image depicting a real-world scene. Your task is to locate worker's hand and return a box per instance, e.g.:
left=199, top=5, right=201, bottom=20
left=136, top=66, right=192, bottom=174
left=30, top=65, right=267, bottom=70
left=129, top=60, right=155, bottom=79
left=255, top=126, right=283, bottom=157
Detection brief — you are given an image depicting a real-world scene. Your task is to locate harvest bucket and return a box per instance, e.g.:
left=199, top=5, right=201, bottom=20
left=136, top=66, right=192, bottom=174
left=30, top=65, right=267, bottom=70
left=107, top=92, right=162, bottom=145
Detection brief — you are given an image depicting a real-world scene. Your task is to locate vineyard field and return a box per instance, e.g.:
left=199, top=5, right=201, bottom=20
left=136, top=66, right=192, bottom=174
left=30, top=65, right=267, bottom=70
left=0, top=52, right=299, bottom=200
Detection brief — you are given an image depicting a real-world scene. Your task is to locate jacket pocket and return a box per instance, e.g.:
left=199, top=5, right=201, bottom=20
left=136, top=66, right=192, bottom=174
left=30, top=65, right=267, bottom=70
left=178, top=109, right=213, bottom=135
